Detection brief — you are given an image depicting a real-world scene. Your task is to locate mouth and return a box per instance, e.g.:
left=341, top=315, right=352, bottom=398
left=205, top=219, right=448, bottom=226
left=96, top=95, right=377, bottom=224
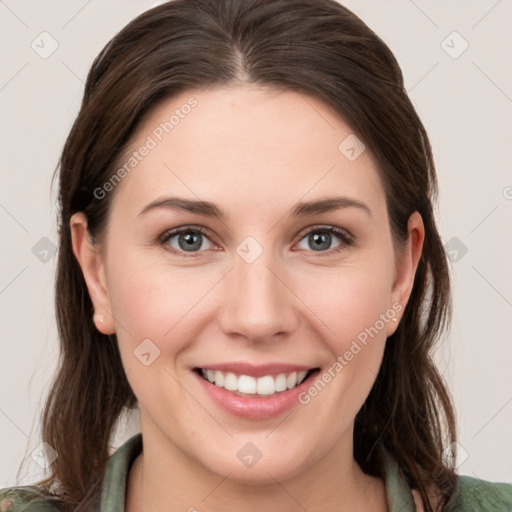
left=193, top=367, right=320, bottom=398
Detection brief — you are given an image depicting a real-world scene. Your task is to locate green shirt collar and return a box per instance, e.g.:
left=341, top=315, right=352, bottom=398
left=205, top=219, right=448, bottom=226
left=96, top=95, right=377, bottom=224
left=100, top=434, right=416, bottom=511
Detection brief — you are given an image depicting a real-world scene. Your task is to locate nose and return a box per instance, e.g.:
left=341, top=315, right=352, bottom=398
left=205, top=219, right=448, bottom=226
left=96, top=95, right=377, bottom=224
left=218, top=250, right=298, bottom=344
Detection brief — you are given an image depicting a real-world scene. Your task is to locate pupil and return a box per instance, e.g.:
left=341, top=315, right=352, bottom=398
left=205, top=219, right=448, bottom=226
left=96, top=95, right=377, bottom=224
left=179, top=232, right=201, bottom=251
left=311, top=232, right=330, bottom=251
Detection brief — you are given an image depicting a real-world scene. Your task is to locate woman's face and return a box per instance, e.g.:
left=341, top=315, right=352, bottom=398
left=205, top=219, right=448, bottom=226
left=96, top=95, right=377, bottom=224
left=73, top=85, right=423, bottom=483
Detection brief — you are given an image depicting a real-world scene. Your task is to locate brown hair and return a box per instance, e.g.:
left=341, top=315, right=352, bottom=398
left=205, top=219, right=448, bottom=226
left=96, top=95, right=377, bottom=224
left=35, top=0, right=458, bottom=509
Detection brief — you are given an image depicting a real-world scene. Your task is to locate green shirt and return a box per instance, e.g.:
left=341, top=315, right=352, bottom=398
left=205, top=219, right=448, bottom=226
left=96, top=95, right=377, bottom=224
left=1, top=434, right=512, bottom=511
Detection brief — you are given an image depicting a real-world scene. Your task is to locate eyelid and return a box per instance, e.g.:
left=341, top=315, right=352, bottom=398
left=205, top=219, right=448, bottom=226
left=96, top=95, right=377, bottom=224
left=159, top=225, right=214, bottom=243
left=296, top=224, right=353, bottom=243
left=293, top=224, right=354, bottom=254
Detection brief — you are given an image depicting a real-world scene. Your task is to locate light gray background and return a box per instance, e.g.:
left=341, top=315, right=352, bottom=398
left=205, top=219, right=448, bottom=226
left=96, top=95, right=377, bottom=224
left=1, top=0, right=511, bottom=487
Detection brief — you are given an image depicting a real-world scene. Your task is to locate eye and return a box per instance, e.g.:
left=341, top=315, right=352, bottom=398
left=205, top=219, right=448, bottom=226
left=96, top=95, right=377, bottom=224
left=159, top=224, right=354, bottom=256
left=160, top=226, right=216, bottom=255
left=295, top=225, right=353, bottom=254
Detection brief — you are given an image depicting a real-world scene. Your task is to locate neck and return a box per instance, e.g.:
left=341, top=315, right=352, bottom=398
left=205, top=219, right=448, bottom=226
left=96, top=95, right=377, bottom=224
left=126, top=423, right=388, bottom=512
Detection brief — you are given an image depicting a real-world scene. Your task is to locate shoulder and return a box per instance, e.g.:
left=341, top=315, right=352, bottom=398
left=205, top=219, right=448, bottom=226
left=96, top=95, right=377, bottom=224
left=0, top=487, right=63, bottom=512
left=448, top=475, right=512, bottom=511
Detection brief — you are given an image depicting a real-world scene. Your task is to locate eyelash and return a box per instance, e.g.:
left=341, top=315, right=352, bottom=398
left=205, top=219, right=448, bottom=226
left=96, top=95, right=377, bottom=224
left=159, top=225, right=355, bottom=257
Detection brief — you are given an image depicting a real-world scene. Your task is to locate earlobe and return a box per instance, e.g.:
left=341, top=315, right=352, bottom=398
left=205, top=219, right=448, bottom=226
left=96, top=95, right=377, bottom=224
left=387, top=211, right=425, bottom=337
left=70, top=212, right=116, bottom=335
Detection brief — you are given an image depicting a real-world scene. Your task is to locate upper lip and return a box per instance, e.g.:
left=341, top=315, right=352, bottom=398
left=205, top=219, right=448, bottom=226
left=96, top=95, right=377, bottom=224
left=194, top=362, right=317, bottom=378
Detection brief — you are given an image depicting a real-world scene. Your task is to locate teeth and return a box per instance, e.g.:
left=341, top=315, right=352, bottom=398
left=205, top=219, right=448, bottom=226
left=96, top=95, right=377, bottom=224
left=214, top=370, right=224, bottom=387
left=257, top=376, right=275, bottom=395
left=287, top=371, right=297, bottom=389
left=199, top=368, right=311, bottom=396
left=238, top=375, right=257, bottom=394
left=297, top=370, right=307, bottom=385
left=224, top=372, right=238, bottom=391
left=275, top=373, right=287, bottom=392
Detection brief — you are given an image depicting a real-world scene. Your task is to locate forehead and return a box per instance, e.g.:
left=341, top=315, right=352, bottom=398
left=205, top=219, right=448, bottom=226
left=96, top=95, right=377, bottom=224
left=110, top=85, right=384, bottom=217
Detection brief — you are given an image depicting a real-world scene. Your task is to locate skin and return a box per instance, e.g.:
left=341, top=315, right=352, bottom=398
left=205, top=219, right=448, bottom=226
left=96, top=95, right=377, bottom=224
left=71, top=84, right=424, bottom=512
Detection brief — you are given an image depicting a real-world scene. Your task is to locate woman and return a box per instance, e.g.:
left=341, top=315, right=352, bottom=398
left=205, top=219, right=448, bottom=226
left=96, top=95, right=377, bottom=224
left=1, top=0, right=511, bottom=510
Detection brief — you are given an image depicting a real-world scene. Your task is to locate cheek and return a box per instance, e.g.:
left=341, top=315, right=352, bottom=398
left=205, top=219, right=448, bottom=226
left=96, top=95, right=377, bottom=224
left=294, top=258, right=395, bottom=348
left=107, top=243, right=395, bottom=352
left=290, top=257, right=395, bottom=407
left=293, top=268, right=393, bottom=424
left=104, top=246, right=229, bottom=382
left=105, top=228, right=395, bottom=373
left=105, top=255, right=214, bottom=409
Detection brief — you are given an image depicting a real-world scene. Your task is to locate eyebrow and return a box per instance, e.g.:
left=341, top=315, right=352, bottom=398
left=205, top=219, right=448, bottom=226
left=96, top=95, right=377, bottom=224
left=138, top=195, right=372, bottom=219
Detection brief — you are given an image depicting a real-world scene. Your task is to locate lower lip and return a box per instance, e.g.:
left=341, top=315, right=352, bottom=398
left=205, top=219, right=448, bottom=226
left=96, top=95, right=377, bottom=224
left=194, top=370, right=318, bottom=420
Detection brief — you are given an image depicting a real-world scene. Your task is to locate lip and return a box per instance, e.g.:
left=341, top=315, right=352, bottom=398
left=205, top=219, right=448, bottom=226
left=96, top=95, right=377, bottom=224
left=193, top=367, right=320, bottom=420
left=194, top=362, right=313, bottom=378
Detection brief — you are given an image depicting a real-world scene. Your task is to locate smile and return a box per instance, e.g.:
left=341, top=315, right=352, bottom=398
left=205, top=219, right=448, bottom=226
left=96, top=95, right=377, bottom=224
left=193, top=364, right=321, bottom=420
left=196, top=368, right=315, bottom=396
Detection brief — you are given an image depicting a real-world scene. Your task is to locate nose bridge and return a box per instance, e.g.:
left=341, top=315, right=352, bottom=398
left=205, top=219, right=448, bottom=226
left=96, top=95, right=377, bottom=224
left=219, top=244, right=296, bottom=341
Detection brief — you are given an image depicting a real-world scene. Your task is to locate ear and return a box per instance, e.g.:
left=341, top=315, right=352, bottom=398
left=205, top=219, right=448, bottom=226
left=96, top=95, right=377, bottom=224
left=386, top=211, right=425, bottom=337
left=70, top=212, right=116, bottom=335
